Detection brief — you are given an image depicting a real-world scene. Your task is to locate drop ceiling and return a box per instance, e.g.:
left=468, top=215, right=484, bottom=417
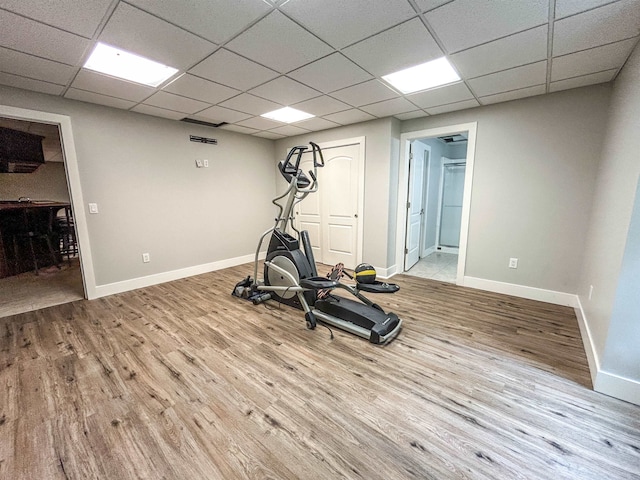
left=0, top=0, right=638, bottom=139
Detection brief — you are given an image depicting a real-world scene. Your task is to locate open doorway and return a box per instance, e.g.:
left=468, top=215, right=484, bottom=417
left=396, top=122, right=477, bottom=285
left=0, top=116, right=84, bottom=317
left=0, top=105, right=96, bottom=305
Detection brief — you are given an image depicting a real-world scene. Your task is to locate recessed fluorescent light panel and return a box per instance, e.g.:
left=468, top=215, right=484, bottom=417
left=84, top=42, right=178, bottom=87
left=382, top=57, right=460, bottom=94
left=261, top=107, right=314, bottom=123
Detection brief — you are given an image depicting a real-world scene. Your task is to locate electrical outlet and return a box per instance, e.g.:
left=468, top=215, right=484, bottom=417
left=203, top=159, right=209, bottom=168
left=142, top=253, right=150, bottom=263
left=509, top=257, right=518, bottom=269
left=88, top=203, right=99, bottom=214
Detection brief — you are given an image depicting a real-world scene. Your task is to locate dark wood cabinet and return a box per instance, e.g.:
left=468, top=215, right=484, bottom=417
left=0, top=127, right=46, bottom=173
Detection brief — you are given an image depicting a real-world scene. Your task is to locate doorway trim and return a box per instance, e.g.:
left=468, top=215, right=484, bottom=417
left=0, top=104, right=96, bottom=299
left=395, top=122, right=477, bottom=285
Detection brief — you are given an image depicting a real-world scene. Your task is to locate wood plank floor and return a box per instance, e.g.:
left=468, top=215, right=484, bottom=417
left=1, top=264, right=638, bottom=479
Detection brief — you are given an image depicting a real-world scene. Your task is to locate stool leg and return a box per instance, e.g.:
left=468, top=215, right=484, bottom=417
left=27, top=234, right=39, bottom=276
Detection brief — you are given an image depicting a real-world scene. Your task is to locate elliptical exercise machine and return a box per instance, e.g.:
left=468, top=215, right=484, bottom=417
left=236, top=142, right=402, bottom=345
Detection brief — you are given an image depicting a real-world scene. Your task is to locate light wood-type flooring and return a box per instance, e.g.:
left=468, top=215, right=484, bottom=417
left=0, top=258, right=84, bottom=319
left=1, top=264, right=638, bottom=479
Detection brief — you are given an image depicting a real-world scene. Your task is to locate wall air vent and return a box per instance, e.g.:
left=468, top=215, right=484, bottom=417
left=181, top=118, right=228, bottom=128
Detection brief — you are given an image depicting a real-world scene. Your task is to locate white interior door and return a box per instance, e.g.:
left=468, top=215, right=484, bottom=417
left=404, top=144, right=425, bottom=270
left=296, top=143, right=361, bottom=269
left=439, top=164, right=466, bottom=248
left=295, top=157, right=323, bottom=263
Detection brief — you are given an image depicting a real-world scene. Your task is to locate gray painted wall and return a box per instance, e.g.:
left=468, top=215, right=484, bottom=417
left=0, top=85, right=276, bottom=287
left=578, top=44, right=640, bottom=378
left=602, top=180, right=640, bottom=380
left=402, top=85, right=610, bottom=293
left=0, top=162, right=70, bottom=202
left=274, top=118, right=395, bottom=270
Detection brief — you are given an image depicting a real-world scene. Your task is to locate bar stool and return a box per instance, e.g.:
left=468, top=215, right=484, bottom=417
left=56, top=206, right=77, bottom=263
left=11, top=208, right=59, bottom=276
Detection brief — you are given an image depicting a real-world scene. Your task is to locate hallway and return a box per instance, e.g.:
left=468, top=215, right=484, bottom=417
left=406, top=252, right=457, bottom=283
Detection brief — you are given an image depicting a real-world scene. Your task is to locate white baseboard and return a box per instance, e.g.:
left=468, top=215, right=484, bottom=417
left=574, top=296, right=599, bottom=386
left=574, top=296, right=640, bottom=406
left=375, top=264, right=396, bottom=279
left=594, top=370, right=640, bottom=406
left=93, top=252, right=263, bottom=299
left=462, top=276, right=578, bottom=307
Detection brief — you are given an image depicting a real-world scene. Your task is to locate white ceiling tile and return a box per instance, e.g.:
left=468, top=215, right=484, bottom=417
left=254, top=131, right=286, bottom=139
left=0, top=9, right=90, bottom=65
left=219, top=124, right=260, bottom=135
left=296, top=117, right=341, bottom=132
left=323, top=109, right=376, bottom=125
left=407, top=82, right=474, bottom=109
left=189, top=49, right=279, bottom=91
left=549, top=69, right=617, bottom=92
left=451, top=26, right=548, bottom=79
left=292, top=96, right=351, bottom=116
left=468, top=61, right=547, bottom=97
left=143, top=91, right=210, bottom=114
left=236, top=116, right=283, bottom=130
left=0, top=47, right=76, bottom=85
left=99, top=3, right=216, bottom=70
left=551, top=38, right=636, bottom=81
left=343, top=18, right=443, bottom=76
left=225, top=11, right=332, bottom=73
left=415, top=0, right=450, bottom=12
left=0, top=0, right=112, bottom=38
left=71, top=69, right=155, bottom=102
left=163, top=74, right=240, bottom=104
left=280, top=0, right=416, bottom=49
left=360, top=98, right=418, bottom=117
left=269, top=124, right=311, bottom=136
left=425, top=0, right=549, bottom=53
left=71, top=70, right=155, bottom=102
left=425, top=99, right=480, bottom=115
left=555, top=0, right=620, bottom=19
left=131, top=104, right=185, bottom=120
left=64, top=88, right=136, bottom=110
left=394, top=110, right=428, bottom=121
left=288, top=53, right=373, bottom=93
left=553, top=0, right=640, bottom=56
left=249, top=77, right=320, bottom=105
left=194, top=106, right=251, bottom=124
left=126, top=0, right=271, bottom=44
left=219, top=93, right=282, bottom=115
left=331, top=80, right=399, bottom=107
left=479, top=84, right=546, bottom=105
left=0, top=72, right=65, bottom=95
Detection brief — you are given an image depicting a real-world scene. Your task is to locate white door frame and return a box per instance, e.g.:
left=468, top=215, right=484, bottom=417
left=396, top=123, right=477, bottom=285
left=419, top=143, right=431, bottom=257
left=289, top=136, right=365, bottom=266
left=0, top=104, right=97, bottom=299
